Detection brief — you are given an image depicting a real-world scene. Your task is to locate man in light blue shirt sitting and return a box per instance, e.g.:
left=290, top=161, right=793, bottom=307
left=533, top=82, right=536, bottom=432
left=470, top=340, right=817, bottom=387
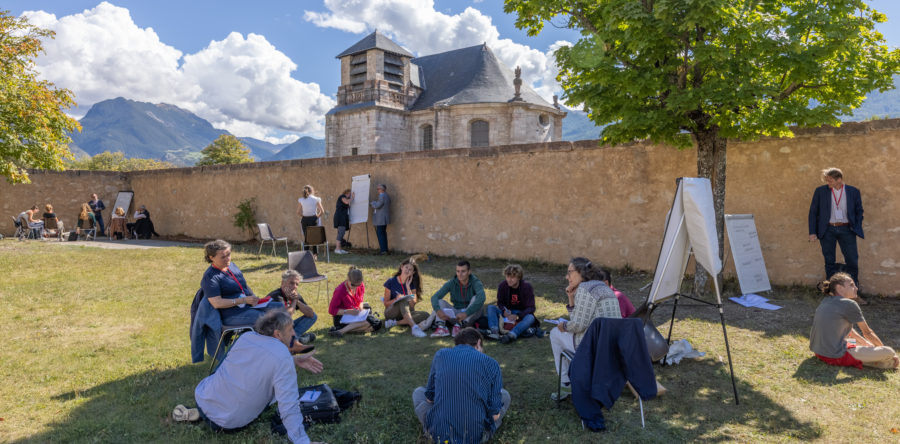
left=193, top=310, right=324, bottom=444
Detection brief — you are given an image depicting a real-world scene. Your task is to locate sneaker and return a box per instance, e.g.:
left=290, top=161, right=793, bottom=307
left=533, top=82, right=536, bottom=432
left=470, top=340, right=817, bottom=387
left=335, top=249, right=348, bottom=255
left=486, top=331, right=500, bottom=341
left=172, top=404, right=199, bottom=422
left=328, top=328, right=344, bottom=338
left=500, top=334, right=514, bottom=344
left=430, top=326, right=450, bottom=337
left=411, top=325, right=426, bottom=338
left=298, top=333, right=316, bottom=344
left=550, top=388, right=571, bottom=401
left=451, top=325, right=461, bottom=337
left=384, top=319, right=397, bottom=330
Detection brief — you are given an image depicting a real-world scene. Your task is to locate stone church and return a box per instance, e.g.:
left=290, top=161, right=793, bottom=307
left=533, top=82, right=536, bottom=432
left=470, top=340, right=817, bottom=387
left=325, top=31, right=566, bottom=157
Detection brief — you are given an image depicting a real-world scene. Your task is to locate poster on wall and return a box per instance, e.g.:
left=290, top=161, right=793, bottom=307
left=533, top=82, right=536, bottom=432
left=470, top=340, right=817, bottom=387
left=350, top=174, right=371, bottom=225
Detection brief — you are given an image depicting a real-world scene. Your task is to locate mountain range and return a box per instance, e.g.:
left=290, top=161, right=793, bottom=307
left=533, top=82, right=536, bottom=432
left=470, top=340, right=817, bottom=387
left=70, top=81, right=900, bottom=164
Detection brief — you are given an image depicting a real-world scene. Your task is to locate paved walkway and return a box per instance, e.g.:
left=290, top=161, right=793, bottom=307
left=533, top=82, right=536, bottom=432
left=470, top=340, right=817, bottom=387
left=45, top=238, right=200, bottom=250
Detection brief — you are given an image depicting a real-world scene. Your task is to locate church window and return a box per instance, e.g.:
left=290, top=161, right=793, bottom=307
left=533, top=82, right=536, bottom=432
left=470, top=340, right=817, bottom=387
left=539, top=113, right=550, bottom=127
left=421, top=124, right=433, bottom=150
left=470, top=120, right=489, bottom=147
left=351, top=147, right=358, bottom=156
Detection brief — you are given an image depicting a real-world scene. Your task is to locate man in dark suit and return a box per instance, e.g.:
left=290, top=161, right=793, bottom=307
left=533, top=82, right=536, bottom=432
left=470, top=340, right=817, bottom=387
left=808, top=168, right=864, bottom=286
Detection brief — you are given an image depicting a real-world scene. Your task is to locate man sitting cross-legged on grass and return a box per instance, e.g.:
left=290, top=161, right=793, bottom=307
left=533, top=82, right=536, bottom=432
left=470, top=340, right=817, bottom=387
left=189, top=310, right=325, bottom=444
left=810, top=272, right=899, bottom=369
left=413, top=327, right=511, bottom=443
left=424, top=260, right=486, bottom=338
left=486, top=264, right=539, bottom=344
left=267, top=269, right=317, bottom=351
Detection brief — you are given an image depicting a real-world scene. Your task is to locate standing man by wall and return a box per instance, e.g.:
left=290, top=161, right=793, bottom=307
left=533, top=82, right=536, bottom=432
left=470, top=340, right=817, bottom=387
left=89, top=193, right=106, bottom=237
left=371, top=183, right=391, bottom=255
left=808, top=168, right=864, bottom=287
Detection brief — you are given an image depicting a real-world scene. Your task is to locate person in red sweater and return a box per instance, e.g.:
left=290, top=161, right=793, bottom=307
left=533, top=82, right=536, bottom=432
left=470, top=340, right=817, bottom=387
left=327, top=267, right=376, bottom=338
left=599, top=268, right=635, bottom=318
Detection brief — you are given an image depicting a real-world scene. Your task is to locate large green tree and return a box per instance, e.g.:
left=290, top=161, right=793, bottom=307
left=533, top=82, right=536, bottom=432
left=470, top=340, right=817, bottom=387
left=506, top=0, right=900, bottom=283
left=66, top=151, right=175, bottom=171
left=0, top=11, right=80, bottom=184
left=196, top=134, right=253, bottom=166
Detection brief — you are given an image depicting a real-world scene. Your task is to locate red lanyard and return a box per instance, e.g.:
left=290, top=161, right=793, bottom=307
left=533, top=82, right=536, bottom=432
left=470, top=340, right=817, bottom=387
left=220, top=265, right=245, bottom=294
left=831, top=187, right=843, bottom=207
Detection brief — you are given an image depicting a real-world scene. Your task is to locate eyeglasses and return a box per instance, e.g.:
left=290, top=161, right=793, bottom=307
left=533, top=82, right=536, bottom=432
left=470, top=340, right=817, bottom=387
left=566, top=269, right=577, bottom=275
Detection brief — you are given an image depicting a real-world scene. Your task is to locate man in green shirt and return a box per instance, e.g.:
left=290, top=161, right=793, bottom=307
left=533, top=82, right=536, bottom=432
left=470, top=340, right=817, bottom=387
left=428, top=261, right=486, bottom=337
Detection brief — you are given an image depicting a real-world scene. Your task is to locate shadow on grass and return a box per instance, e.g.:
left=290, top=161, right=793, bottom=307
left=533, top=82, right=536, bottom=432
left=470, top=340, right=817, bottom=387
left=792, top=356, right=888, bottom=385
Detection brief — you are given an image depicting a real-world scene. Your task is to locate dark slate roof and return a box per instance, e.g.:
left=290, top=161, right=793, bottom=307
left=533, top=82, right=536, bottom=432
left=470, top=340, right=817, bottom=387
left=409, top=44, right=553, bottom=111
left=336, top=30, right=413, bottom=58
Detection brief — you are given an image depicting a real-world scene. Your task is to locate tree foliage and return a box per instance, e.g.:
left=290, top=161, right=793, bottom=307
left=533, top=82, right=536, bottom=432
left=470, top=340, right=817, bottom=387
left=506, top=0, right=900, bottom=284
left=0, top=10, right=81, bottom=184
left=196, top=134, right=253, bottom=166
left=66, top=151, right=175, bottom=171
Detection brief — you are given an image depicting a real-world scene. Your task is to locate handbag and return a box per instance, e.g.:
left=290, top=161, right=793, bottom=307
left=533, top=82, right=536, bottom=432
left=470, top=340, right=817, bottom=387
left=298, top=383, right=341, bottom=425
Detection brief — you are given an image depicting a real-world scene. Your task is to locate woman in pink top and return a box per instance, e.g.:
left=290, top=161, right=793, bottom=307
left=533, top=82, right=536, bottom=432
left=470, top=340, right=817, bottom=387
left=327, top=267, right=375, bottom=338
left=599, top=268, right=635, bottom=318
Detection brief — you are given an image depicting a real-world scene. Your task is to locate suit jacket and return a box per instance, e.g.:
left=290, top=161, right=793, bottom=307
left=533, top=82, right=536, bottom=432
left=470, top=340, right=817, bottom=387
left=190, top=288, right=222, bottom=364
left=371, top=192, right=391, bottom=226
left=569, top=318, right=657, bottom=429
left=808, top=184, right=863, bottom=239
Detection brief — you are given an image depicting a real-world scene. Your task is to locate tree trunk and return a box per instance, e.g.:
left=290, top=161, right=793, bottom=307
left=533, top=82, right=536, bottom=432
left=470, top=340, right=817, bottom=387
left=692, top=128, right=727, bottom=297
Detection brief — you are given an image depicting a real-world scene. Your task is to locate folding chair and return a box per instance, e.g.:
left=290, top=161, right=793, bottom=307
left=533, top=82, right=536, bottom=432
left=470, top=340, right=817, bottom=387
left=301, top=225, right=330, bottom=263
left=12, top=216, right=26, bottom=240
left=257, top=223, right=289, bottom=257
left=42, top=217, right=64, bottom=241
left=288, top=250, right=329, bottom=301
left=17, top=215, right=40, bottom=240
left=209, top=324, right=255, bottom=374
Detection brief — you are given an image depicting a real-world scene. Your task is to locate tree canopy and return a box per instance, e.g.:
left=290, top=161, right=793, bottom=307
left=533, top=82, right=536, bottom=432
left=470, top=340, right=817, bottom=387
left=0, top=11, right=81, bottom=184
left=506, top=0, right=900, bottom=263
left=66, top=151, right=175, bottom=171
left=196, top=135, right=253, bottom=166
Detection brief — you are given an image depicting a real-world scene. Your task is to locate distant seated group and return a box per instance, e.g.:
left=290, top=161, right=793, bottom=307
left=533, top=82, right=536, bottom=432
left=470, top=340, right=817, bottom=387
left=15, top=193, right=159, bottom=241
left=184, top=238, right=898, bottom=443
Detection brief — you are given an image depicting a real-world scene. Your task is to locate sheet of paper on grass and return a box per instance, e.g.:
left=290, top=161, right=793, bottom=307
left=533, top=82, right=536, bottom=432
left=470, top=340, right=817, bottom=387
left=340, top=308, right=370, bottom=323
left=729, top=293, right=781, bottom=310
left=300, top=390, right=322, bottom=402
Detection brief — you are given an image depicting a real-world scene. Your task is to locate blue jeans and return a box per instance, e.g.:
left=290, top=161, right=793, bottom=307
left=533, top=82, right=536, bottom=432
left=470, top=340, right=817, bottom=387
left=486, top=306, right=536, bottom=338
left=94, top=213, right=105, bottom=236
left=375, top=225, right=388, bottom=253
left=220, top=301, right=285, bottom=326
left=819, top=225, right=860, bottom=285
left=293, top=314, right=317, bottom=338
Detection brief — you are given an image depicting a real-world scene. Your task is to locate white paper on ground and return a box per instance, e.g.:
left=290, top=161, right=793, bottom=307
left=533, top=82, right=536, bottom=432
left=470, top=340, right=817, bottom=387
left=729, top=293, right=781, bottom=310
left=300, top=390, right=322, bottom=402
left=340, top=308, right=370, bottom=323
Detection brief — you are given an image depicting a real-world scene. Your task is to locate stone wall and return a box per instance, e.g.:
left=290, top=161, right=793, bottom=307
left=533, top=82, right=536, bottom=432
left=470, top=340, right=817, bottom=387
left=3, top=119, right=900, bottom=295
left=1, top=170, right=128, bottom=227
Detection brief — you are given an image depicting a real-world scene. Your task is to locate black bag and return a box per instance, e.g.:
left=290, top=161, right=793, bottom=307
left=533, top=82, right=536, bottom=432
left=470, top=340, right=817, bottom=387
left=366, top=313, right=383, bottom=331
left=298, top=383, right=341, bottom=425
left=67, top=231, right=78, bottom=242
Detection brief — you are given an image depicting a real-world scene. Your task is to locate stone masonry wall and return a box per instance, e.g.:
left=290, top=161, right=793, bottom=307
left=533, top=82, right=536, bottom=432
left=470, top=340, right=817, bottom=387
left=2, top=119, right=900, bottom=295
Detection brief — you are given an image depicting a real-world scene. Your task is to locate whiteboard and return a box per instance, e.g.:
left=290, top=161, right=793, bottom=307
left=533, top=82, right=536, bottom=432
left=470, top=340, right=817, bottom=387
left=349, top=174, right=370, bottom=225
left=112, top=191, right=134, bottom=218
left=648, top=178, right=721, bottom=304
left=725, top=214, right=772, bottom=295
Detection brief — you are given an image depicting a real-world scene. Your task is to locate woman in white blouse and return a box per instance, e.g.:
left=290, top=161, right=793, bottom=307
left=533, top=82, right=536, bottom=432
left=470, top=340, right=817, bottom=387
left=296, top=185, right=325, bottom=255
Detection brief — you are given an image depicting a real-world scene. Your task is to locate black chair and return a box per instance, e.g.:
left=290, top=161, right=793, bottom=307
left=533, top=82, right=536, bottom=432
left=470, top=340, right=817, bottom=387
left=301, top=225, right=330, bottom=263
left=209, top=324, right=255, bottom=374
left=289, top=250, right=329, bottom=301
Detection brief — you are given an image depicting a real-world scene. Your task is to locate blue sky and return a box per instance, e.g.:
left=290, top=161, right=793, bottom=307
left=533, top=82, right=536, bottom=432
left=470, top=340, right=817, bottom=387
left=7, top=1, right=900, bottom=143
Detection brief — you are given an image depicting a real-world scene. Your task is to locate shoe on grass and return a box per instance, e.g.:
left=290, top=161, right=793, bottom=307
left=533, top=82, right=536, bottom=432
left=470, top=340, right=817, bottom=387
left=173, top=404, right=199, bottom=422
left=411, top=325, right=426, bottom=338
left=431, top=326, right=450, bottom=337
left=499, top=334, right=515, bottom=344
left=384, top=319, right=397, bottom=330
left=298, top=333, right=316, bottom=344
left=451, top=325, right=461, bottom=337
left=550, top=388, right=571, bottom=402
left=328, top=328, right=344, bottom=338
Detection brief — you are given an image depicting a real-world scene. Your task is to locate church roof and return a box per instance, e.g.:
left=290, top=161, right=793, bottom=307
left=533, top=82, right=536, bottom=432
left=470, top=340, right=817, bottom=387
left=336, top=30, right=414, bottom=58
left=409, top=44, right=553, bottom=111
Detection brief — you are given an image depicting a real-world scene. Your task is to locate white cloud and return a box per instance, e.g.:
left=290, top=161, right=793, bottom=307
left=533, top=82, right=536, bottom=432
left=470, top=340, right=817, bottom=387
left=22, top=2, right=333, bottom=138
left=304, top=0, right=565, bottom=103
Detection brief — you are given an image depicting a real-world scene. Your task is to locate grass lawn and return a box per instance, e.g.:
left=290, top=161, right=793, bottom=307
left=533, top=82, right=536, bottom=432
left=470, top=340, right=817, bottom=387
left=1, top=239, right=898, bottom=443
